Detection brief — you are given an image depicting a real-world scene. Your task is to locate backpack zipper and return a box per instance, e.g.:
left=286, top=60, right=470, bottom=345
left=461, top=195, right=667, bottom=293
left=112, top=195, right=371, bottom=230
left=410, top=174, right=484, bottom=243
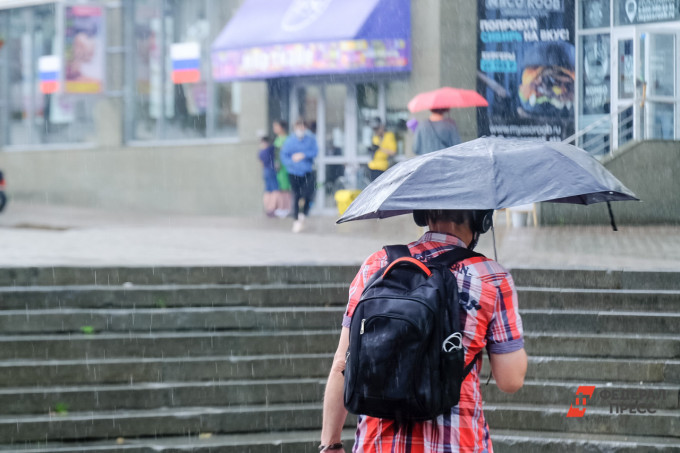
left=360, top=313, right=422, bottom=335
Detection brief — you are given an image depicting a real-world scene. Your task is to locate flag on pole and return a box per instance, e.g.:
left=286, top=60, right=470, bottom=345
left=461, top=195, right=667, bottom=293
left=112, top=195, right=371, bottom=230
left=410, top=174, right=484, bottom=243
left=171, top=42, right=201, bottom=84
left=39, top=55, right=61, bottom=94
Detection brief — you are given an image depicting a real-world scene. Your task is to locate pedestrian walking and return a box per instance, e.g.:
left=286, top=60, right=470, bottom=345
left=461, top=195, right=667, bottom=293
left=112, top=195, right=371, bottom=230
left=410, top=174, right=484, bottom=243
left=408, top=87, right=487, bottom=155
left=323, top=137, right=638, bottom=452
left=366, top=117, right=397, bottom=181
left=281, top=119, right=318, bottom=233
left=320, top=209, right=527, bottom=452
left=257, top=136, right=278, bottom=217
left=413, top=108, right=462, bottom=155
left=272, top=119, right=292, bottom=218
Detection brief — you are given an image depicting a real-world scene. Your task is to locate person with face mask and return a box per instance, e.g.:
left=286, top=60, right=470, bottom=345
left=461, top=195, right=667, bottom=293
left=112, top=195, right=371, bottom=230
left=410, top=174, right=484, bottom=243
left=280, top=119, right=319, bottom=233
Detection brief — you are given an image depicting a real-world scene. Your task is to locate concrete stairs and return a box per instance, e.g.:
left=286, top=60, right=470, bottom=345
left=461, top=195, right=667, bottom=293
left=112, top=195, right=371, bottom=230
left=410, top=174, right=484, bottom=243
left=0, top=266, right=678, bottom=452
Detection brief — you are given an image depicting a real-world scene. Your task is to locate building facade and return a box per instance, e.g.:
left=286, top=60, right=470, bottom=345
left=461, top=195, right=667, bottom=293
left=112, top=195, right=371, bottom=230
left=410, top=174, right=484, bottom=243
left=0, top=0, right=677, bottom=216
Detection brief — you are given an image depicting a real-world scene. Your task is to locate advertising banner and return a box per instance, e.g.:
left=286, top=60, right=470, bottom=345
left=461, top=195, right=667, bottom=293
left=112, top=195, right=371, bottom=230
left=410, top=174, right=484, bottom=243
left=477, top=0, right=575, bottom=141
left=212, top=39, right=409, bottom=81
left=64, top=5, right=105, bottom=94
left=582, top=33, right=609, bottom=116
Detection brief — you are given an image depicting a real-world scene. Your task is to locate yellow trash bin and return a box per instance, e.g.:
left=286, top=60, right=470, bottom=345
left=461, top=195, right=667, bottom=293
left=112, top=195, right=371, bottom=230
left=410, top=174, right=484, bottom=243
left=335, top=189, right=362, bottom=216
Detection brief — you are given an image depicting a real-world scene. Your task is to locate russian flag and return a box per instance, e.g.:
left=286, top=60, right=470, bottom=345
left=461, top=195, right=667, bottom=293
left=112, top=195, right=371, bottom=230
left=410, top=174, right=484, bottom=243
left=38, top=55, right=60, bottom=94
left=171, top=42, right=201, bottom=84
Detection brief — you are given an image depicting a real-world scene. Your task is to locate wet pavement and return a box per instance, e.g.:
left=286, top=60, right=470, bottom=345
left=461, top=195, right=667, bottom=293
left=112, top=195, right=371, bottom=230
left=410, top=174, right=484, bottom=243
left=1, top=202, right=679, bottom=270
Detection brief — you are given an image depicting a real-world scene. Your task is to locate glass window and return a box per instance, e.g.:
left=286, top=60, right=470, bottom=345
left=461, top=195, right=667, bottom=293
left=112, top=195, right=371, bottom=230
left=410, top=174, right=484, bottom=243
left=617, top=39, right=634, bottom=99
left=356, top=82, right=379, bottom=157
left=209, top=0, right=240, bottom=138
left=385, top=80, right=409, bottom=156
left=647, top=102, right=675, bottom=139
left=132, top=0, right=158, bottom=140
left=581, top=33, right=611, bottom=115
left=3, top=4, right=100, bottom=147
left=130, top=0, right=241, bottom=141
left=0, top=11, right=7, bottom=142
left=581, top=0, right=610, bottom=29
left=647, top=34, right=675, bottom=98
left=165, top=0, right=207, bottom=139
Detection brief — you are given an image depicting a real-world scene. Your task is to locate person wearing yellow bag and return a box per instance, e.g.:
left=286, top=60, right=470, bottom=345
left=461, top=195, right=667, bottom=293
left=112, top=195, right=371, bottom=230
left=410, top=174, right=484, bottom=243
left=367, top=117, right=397, bottom=181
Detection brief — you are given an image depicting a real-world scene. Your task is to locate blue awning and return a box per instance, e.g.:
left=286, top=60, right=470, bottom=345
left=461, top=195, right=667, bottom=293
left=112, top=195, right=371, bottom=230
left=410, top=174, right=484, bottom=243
left=211, top=0, right=411, bottom=81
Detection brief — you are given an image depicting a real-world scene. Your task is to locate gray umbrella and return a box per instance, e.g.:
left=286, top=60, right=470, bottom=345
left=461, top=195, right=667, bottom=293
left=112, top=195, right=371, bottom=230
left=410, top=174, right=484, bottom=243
left=337, top=137, right=638, bottom=224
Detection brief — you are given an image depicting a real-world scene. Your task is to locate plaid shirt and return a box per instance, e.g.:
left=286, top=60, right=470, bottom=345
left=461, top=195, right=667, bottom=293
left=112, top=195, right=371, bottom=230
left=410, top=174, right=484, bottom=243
left=343, top=232, right=524, bottom=453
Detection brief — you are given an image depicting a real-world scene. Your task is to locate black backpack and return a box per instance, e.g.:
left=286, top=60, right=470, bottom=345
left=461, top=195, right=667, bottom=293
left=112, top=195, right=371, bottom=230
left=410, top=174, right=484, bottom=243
left=344, top=245, right=484, bottom=421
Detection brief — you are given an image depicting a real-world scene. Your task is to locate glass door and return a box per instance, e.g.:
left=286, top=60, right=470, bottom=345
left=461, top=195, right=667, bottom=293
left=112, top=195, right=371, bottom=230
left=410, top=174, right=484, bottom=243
left=0, top=10, right=8, bottom=145
left=611, top=28, right=635, bottom=148
left=290, top=82, right=350, bottom=212
left=638, top=28, right=679, bottom=140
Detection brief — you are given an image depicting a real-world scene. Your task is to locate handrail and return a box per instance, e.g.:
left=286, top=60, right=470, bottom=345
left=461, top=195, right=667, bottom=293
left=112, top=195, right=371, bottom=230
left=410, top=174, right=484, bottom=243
left=562, top=102, right=637, bottom=145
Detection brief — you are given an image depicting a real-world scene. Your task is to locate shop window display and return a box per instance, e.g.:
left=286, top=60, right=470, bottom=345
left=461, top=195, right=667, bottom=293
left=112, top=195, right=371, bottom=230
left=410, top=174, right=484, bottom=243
left=130, top=0, right=240, bottom=141
left=1, top=4, right=99, bottom=147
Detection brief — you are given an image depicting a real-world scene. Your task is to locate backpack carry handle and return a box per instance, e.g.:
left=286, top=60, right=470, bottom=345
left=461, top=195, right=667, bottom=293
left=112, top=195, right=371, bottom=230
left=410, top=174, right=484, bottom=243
left=382, top=257, right=432, bottom=278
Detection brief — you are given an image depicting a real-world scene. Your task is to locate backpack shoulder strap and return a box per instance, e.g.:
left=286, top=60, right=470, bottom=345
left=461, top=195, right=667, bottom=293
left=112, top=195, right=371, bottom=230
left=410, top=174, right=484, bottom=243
left=428, top=247, right=484, bottom=268
left=383, top=244, right=411, bottom=263
left=463, top=350, right=484, bottom=380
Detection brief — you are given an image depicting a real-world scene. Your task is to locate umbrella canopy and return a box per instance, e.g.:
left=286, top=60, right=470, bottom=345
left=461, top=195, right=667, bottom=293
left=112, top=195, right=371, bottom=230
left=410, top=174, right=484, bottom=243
left=337, top=137, right=638, bottom=224
left=408, top=87, right=488, bottom=113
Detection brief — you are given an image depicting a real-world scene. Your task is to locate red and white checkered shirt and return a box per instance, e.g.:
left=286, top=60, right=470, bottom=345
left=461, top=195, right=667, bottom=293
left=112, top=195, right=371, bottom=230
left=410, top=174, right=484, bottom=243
left=343, top=232, right=524, bottom=453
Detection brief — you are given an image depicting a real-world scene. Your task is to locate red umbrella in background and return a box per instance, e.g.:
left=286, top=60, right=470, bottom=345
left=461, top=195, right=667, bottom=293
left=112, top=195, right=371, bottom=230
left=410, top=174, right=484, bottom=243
left=408, top=87, right=488, bottom=113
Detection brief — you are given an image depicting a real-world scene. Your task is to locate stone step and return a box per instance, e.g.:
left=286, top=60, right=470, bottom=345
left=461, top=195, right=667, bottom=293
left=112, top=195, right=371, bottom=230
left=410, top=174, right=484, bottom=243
left=516, top=356, right=680, bottom=384
left=0, top=307, right=343, bottom=334
left=2, top=354, right=677, bottom=388
left=2, top=284, right=678, bottom=313
left=0, top=266, right=358, bottom=287
left=0, top=354, right=334, bottom=387
left=2, top=378, right=676, bottom=416
left=24, top=328, right=680, bottom=360
left=4, top=267, right=679, bottom=290
left=0, top=403, right=345, bottom=443
left=0, top=331, right=337, bottom=360
left=0, top=284, right=349, bottom=310
left=1, top=330, right=678, bottom=360
left=509, top=268, right=680, bottom=290
left=480, top=380, right=679, bottom=410
left=491, top=430, right=680, bottom=453
left=517, top=287, right=680, bottom=311
left=0, top=429, right=359, bottom=453
left=1, top=402, right=678, bottom=444
left=0, top=379, right=326, bottom=415
left=1, top=429, right=679, bottom=453
left=2, top=306, right=678, bottom=334
left=483, top=403, right=680, bottom=439
left=521, top=309, right=680, bottom=334
left=524, top=332, right=680, bottom=359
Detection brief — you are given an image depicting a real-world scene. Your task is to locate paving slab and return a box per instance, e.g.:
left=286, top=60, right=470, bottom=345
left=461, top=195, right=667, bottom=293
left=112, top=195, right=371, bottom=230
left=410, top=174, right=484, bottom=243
left=1, top=203, right=679, bottom=270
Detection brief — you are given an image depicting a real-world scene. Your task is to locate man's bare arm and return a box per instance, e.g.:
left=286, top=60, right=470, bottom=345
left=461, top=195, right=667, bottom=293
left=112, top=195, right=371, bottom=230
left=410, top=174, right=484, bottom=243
left=321, top=327, right=350, bottom=445
left=489, top=348, right=528, bottom=393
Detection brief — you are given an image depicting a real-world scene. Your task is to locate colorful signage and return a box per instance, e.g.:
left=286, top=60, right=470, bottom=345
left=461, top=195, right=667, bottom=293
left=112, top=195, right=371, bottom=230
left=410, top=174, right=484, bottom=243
left=477, top=0, right=576, bottom=141
left=64, top=5, right=105, bottom=94
left=212, top=38, right=409, bottom=81
left=171, top=42, right=201, bottom=84
left=38, top=55, right=60, bottom=94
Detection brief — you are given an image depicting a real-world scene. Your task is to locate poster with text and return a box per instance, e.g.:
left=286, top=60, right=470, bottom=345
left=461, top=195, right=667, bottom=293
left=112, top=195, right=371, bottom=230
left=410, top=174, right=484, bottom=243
left=65, top=5, right=105, bottom=94
left=477, top=0, right=575, bottom=141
